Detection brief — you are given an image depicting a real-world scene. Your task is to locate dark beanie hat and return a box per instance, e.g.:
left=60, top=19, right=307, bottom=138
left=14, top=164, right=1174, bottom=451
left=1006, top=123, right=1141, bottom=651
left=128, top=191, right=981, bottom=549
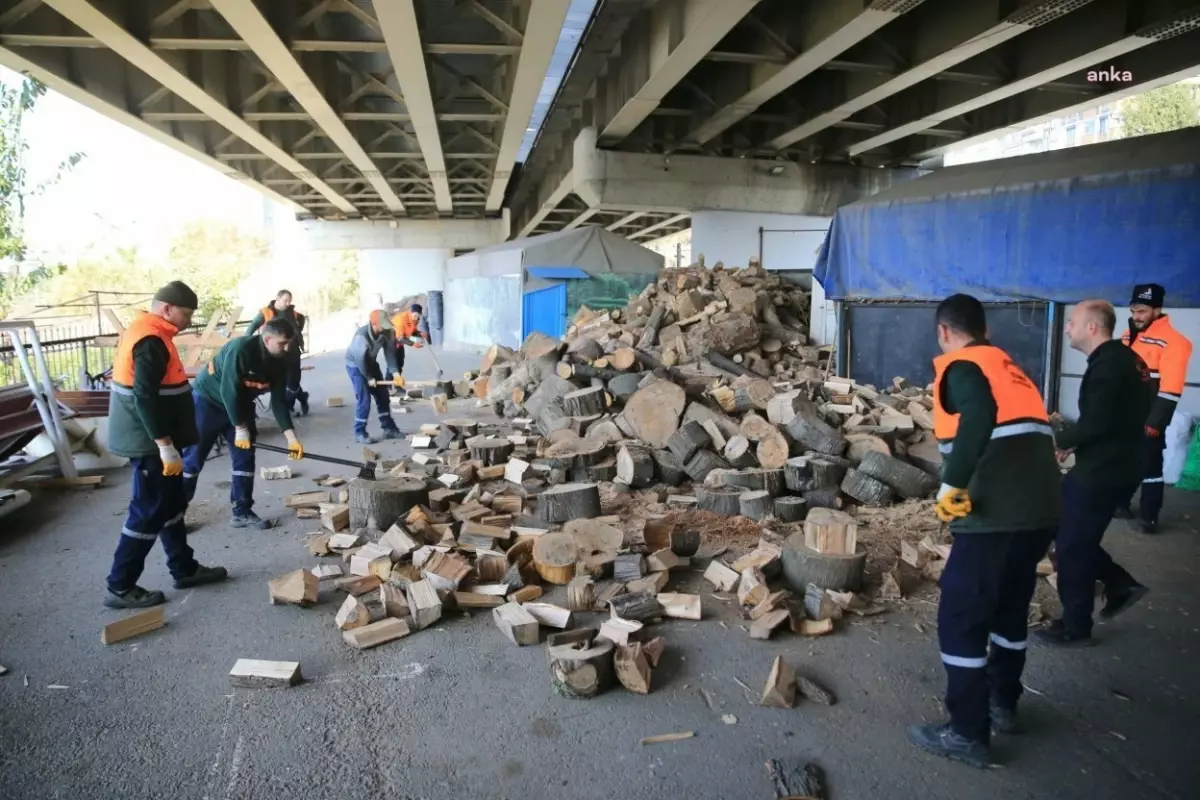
left=154, top=281, right=199, bottom=310
left=411, top=303, right=423, bottom=314
left=1130, top=283, right=1165, bottom=308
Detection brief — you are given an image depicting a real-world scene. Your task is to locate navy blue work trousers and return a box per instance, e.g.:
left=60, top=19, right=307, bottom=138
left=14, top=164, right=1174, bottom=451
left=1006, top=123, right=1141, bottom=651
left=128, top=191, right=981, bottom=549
left=181, top=391, right=256, bottom=513
left=106, top=454, right=198, bottom=592
left=347, top=365, right=397, bottom=437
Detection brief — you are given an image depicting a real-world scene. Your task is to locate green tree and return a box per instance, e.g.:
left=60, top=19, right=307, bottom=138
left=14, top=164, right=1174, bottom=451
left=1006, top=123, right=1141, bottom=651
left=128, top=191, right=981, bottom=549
left=1119, top=83, right=1200, bottom=138
left=166, top=219, right=269, bottom=318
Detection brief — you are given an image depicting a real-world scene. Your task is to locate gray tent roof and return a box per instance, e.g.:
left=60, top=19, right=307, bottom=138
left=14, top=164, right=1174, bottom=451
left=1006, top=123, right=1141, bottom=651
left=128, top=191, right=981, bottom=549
left=447, top=225, right=663, bottom=279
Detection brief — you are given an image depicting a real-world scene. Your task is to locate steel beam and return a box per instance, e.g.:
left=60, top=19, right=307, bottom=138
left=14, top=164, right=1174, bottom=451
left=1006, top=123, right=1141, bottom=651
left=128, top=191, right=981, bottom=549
left=375, top=0, right=456, bottom=212
left=847, top=3, right=1200, bottom=155
left=38, top=0, right=356, bottom=214
left=0, top=35, right=521, bottom=56
left=485, top=0, right=571, bottom=211
left=594, top=0, right=762, bottom=146
left=688, top=0, right=928, bottom=146
left=630, top=213, right=690, bottom=238
left=606, top=211, right=647, bottom=231
left=563, top=207, right=601, bottom=230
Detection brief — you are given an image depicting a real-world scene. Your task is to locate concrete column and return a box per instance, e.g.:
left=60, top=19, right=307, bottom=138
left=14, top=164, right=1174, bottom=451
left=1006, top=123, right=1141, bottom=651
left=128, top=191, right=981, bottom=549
left=358, top=249, right=452, bottom=309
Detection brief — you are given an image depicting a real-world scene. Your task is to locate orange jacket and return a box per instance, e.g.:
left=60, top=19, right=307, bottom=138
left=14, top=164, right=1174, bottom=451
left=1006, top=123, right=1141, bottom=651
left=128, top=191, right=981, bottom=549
left=391, top=310, right=427, bottom=341
left=1122, top=314, right=1193, bottom=430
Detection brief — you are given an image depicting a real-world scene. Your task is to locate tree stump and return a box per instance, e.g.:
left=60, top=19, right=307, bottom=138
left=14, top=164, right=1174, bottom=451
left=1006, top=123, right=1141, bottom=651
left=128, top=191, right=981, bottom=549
left=785, top=409, right=847, bottom=457
left=468, top=437, right=515, bottom=467
left=549, top=635, right=615, bottom=698
left=347, top=477, right=429, bottom=531
left=781, top=532, right=866, bottom=592
left=784, top=456, right=812, bottom=492
left=533, top=532, right=579, bottom=585
left=723, top=435, right=758, bottom=468
left=651, top=450, right=687, bottom=486
left=538, top=482, right=601, bottom=524
left=774, top=495, right=808, bottom=522
left=719, top=468, right=786, bottom=497
left=696, top=486, right=742, bottom=516
left=684, top=449, right=729, bottom=483
left=803, top=487, right=843, bottom=509
left=563, top=386, right=606, bottom=417
left=840, top=469, right=894, bottom=507
left=810, top=458, right=848, bottom=489
left=667, top=420, right=712, bottom=463
left=739, top=490, right=774, bottom=521
left=616, top=444, right=656, bottom=488
left=856, top=450, right=938, bottom=499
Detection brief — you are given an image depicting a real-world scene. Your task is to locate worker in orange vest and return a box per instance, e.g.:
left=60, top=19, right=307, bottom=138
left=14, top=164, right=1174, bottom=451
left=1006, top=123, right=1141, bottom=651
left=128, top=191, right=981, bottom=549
left=909, top=293, right=1060, bottom=769
left=391, top=303, right=429, bottom=378
left=103, top=281, right=227, bottom=609
left=247, top=289, right=309, bottom=416
left=1118, top=283, right=1194, bottom=533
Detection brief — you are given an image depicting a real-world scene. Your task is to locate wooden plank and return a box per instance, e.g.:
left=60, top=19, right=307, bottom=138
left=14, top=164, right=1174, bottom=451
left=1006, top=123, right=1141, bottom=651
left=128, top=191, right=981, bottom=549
left=101, top=607, right=165, bottom=645
left=228, top=659, right=302, bottom=688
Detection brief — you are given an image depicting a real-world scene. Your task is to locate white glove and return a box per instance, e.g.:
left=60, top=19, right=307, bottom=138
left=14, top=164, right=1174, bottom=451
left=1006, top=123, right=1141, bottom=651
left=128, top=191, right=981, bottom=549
left=158, top=442, right=183, bottom=476
left=234, top=426, right=252, bottom=450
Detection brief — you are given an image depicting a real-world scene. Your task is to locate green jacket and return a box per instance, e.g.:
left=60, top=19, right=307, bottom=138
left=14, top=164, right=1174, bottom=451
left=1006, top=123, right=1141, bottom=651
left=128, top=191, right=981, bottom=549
left=193, top=336, right=293, bottom=432
left=107, top=337, right=198, bottom=458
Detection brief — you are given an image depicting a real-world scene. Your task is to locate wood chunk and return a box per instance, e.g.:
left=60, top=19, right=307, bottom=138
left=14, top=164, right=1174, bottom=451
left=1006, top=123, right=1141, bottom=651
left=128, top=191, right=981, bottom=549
left=796, top=675, right=837, bottom=705
left=593, top=581, right=626, bottom=612
left=784, top=408, right=847, bottom=457
left=260, top=465, right=292, bottom=481
left=749, top=590, right=791, bottom=621
left=379, top=525, right=420, bottom=559
left=548, top=632, right=616, bottom=699
left=840, top=469, right=893, bottom=507
left=379, top=584, right=409, bottom=618
left=305, top=532, right=332, bottom=556
left=737, top=567, right=768, bottom=607
left=738, top=490, right=774, bottom=521
left=493, top=601, right=540, bottom=645
left=755, top=429, right=791, bottom=470
left=537, top=482, right=601, bottom=523
left=468, top=436, right=516, bottom=467
left=804, top=584, right=841, bottom=621
left=268, top=569, right=319, bottom=606
left=703, top=560, right=740, bottom=592
left=406, top=580, right=443, bottom=630
left=880, top=570, right=903, bottom=600
left=667, top=420, right=712, bottom=464
left=623, top=378, right=686, bottom=448
left=567, top=577, right=596, bottom=611
left=453, top=591, right=506, bottom=608
left=228, top=659, right=302, bottom=688
left=695, top=485, right=740, bottom=516
left=651, top=449, right=688, bottom=486
left=642, top=636, right=666, bottom=668
left=626, top=571, right=670, bottom=595
left=616, top=444, right=655, bottom=488
left=342, top=617, right=410, bottom=650
left=749, top=608, right=791, bottom=640
left=350, top=545, right=392, bottom=579
left=326, top=397, right=344, bottom=407
left=523, top=602, right=573, bottom=629
left=613, top=553, right=646, bottom=582
left=327, top=531, right=362, bottom=550
left=286, top=490, right=330, bottom=509
left=646, top=548, right=687, bottom=572
left=430, top=393, right=449, bottom=415
left=856, top=450, right=938, bottom=499
left=615, top=642, right=652, bottom=694
left=761, top=655, right=796, bottom=708
left=803, top=508, right=859, bottom=556
left=533, top=532, right=580, bottom=585
left=901, top=540, right=925, bottom=569
left=335, top=574, right=382, bottom=596
left=657, top=592, right=701, bottom=620
left=795, top=617, right=835, bottom=636
left=774, top=495, right=808, bottom=522
left=685, top=450, right=730, bottom=484
left=101, top=607, right=165, bottom=645
left=335, top=594, right=371, bottom=630
left=724, top=435, right=758, bottom=468
left=319, top=503, right=350, bottom=532
left=607, top=590, right=664, bottom=621
left=311, top=564, right=343, bottom=580
left=421, top=551, right=472, bottom=590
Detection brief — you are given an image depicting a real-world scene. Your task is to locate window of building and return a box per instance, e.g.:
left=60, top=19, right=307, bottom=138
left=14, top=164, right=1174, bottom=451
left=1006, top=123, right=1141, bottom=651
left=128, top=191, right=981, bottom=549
left=1083, top=119, right=1095, bottom=134
left=1099, top=114, right=1109, bottom=133
left=1066, top=125, right=1076, bottom=144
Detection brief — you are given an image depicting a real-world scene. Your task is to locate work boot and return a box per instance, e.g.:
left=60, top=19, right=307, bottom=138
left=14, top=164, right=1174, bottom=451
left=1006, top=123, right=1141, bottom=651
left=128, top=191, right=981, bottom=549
left=1100, top=584, right=1149, bottom=620
left=355, top=433, right=376, bottom=445
left=1135, top=519, right=1159, bottom=535
left=103, top=585, right=166, bottom=609
left=1035, top=619, right=1094, bottom=647
left=231, top=510, right=273, bottom=530
left=298, top=393, right=310, bottom=417
left=1112, top=505, right=1135, bottom=520
left=990, top=703, right=1021, bottom=735
left=174, top=564, right=229, bottom=589
left=380, top=428, right=403, bottom=441
left=907, top=723, right=991, bottom=769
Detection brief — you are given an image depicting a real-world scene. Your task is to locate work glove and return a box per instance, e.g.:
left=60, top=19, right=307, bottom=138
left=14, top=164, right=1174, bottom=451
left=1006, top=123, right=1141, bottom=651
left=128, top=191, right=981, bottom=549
left=1145, top=425, right=1161, bottom=438
left=234, top=426, right=253, bottom=450
left=158, top=441, right=183, bottom=477
left=934, top=484, right=972, bottom=522
left=392, top=372, right=406, bottom=388
left=284, top=429, right=304, bottom=460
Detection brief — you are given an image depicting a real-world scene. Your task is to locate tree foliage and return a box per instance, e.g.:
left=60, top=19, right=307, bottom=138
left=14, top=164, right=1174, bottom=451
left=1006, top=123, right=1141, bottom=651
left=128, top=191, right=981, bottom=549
left=166, top=219, right=269, bottom=318
left=1120, top=83, right=1200, bottom=138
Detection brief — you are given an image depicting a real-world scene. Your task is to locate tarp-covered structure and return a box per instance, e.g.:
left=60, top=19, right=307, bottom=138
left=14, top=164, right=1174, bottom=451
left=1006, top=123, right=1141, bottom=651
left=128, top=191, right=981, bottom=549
left=816, top=127, right=1200, bottom=305
left=444, top=226, right=664, bottom=350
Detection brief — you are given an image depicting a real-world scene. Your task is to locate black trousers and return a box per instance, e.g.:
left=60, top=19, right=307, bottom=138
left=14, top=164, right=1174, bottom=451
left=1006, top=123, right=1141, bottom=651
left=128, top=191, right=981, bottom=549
left=1057, top=472, right=1139, bottom=635
left=938, top=528, right=1053, bottom=742
left=284, top=344, right=307, bottom=409
left=1121, top=434, right=1165, bottom=522
left=394, top=344, right=406, bottom=374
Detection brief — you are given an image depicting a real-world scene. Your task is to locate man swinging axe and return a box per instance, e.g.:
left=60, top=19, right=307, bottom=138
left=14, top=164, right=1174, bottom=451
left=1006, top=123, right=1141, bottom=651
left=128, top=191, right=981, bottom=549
left=907, top=294, right=1061, bottom=769
left=103, top=281, right=227, bottom=609
left=346, top=310, right=404, bottom=445
left=182, top=317, right=305, bottom=529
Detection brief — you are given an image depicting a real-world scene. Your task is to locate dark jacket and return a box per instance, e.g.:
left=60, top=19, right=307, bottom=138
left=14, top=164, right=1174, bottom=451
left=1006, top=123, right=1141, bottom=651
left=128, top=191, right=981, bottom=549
left=247, top=303, right=306, bottom=350
left=1056, top=338, right=1154, bottom=488
left=193, top=336, right=293, bottom=433
left=345, top=324, right=399, bottom=379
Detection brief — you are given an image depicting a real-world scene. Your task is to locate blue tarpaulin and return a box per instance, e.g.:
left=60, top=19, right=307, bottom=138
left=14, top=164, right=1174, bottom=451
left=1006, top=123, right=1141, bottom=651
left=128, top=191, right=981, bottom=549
left=815, top=128, right=1200, bottom=306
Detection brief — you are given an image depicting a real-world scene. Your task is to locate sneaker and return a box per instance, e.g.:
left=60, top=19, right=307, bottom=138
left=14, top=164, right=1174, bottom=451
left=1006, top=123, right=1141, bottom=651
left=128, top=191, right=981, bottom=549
left=174, top=564, right=229, bottom=589
left=990, top=703, right=1021, bottom=735
left=1112, top=505, right=1135, bottom=520
left=103, top=585, right=166, bottom=609
left=907, top=723, right=991, bottom=769
left=231, top=510, right=273, bottom=530
left=1100, top=584, right=1149, bottom=620
left=354, top=433, right=377, bottom=445
left=380, top=428, right=403, bottom=441
left=1135, top=519, right=1159, bottom=535
left=1035, top=619, right=1094, bottom=647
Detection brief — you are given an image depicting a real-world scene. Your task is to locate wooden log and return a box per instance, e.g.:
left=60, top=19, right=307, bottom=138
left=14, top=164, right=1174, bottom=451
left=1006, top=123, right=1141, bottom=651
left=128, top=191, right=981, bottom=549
left=493, top=601, right=541, bottom=645
left=703, top=560, right=740, bottom=591
left=636, top=303, right=667, bottom=349
left=567, top=336, right=604, bottom=361
left=228, top=659, right=302, bottom=688
left=651, top=449, right=687, bottom=486
left=587, top=458, right=618, bottom=482
left=532, top=532, right=579, bottom=585
left=481, top=343, right=516, bottom=374
left=840, top=469, right=894, bottom=507
left=695, top=485, right=741, bottom=516
left=783, top=456, right=812, bottom=492
left=623, top=378, right=687, bottom=448
left=610, top=347, right=638, bottom=371
left=467, top=437, right=515, bottom=467
left=734, top=378, right=776, bottom=412
left=613, top=553, right=646, bottom=582
left=342, top=618, right=410, bottom=650
left=584, top=417, right=624, bottom=445
left=856, top=450, right=938, bottom=499
left=719, top=468, right=786, bottom=497
left=537, top=482, right=601, bottom=523
left=810, top=458, right=847, bottom=489
left=616, top=444, right=656, bottom=488
left=739, top=412, right=777, bottom=442
left=606, top=371, right=643, bottom=401
left=657, top=592, right=701, bottom=620
left=761, top=655, right=796, bottom=708
left=739, top=490, right=774, bottom=521
left=684, top=449, right=729, bottom=483
left=705, top=349, right=756, bottom=378
left=347, top=477, right=429, bottom=531
left=567, top=577, right=596, bottom=612
left=784, top=408, right=847, bottom=457
left=101, top=607, right=166, bottom=645
left=549, top=632, right=615, bottom=698
left=615, top=642, right=652, bottom=694
left=607, top=590, right=663, bottom=621
left=723, top=435, right=758, bottom=468
left=803, top=486, right=843, bottom=510
left=268, top=569, right=319, bottom=606
left=774, top=496, right=808, bottom=522
left=755, top=428, right=791, bottom=470
left=781, top=533, right=866, bottom=592
left=667, top=420, right=712, bottom=464
left=563, top=386, right=607, bottom=417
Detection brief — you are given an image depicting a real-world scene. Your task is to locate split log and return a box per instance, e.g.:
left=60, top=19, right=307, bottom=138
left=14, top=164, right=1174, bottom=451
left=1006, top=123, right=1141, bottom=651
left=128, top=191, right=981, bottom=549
left=228, top=659, right=302, bottom=688
left=651, top=450, right=687, bottom=486
left=739, top=490, right=774, bottom=521
left=667, top=420, right=712, bottom=463
left=612, top=554, right=646, bottom=582
left=616, top=444, right=656, bottom=488
left=695, top=485, right=741, bottom=516
left=493, top=602, right=540, bottom=645
left=642, top=518, right=700, bottom=557
left=615, top=643, right=652, bottom=694
left=268, top=570, right=319, bottom=606
left=723, top=435, right=758, bottom=468
left=738, top=566, right=769, bottom=606
left=703, top=560, right=740, bottom=591
left=567, top=577, right=596, bottom=612
left=598, top=616, right=643, bottom=646
left=782, top=533, right=866, bottom=592
left=636, top=303, right=667, bottom=349
left=840, top=469, right=894, bottom=507
left=623, top=378, right=686, bottom=448
left=533, top=532, right=580, bottom=585
left=549, top=633, right=615, bottom=699
left=563, top=386, right=607, bottom=417
left=607, top=590, right=663, bottom=621
left=855, top=450, right=938, bottom=499
left=750, top=609, right=790, bottom=640
left=803, top=508, right=858, bottom=555
left=537, top=482, right=601, bottom=524
left=342, top=618, right=410, bottom=650
left=803, top=487, right=843, bottom=510
left=347, top=477, right=429, bottom=531
left=467, top=437, right=515, bottom=467
left=481, top=343, right=516, bottom=374
left=774, top=496, right=808, bottom=522
left=796, top=675, right=837, bottom=706
left=657, top=592, right=701, bottom=620
left=718, top=468, right=785, bottom=497
left=684, top=450, right=729, bottom=483
left=784, top=409, right=847, bottom=457
left=761, top=655, right=796, bottom=708
left=810, top=458, right=847, bottom=489
left=524, top=602, right=573, bottom=629
left=406, top=580, right=443, bottom=629
left=766, top=391, right=810, bottom=426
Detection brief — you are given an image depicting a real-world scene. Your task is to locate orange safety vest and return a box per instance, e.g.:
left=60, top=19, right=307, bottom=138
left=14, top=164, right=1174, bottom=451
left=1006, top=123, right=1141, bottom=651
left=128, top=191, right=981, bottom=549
left=1121, top=314, right=1193, bottom=399
left=261, top=304, right=305, bottom=329
left=110, top=312, right=191, bottom=397
left=391, top=310, right=422, bottom=338
left=932, top=345, right=1051, bottom=454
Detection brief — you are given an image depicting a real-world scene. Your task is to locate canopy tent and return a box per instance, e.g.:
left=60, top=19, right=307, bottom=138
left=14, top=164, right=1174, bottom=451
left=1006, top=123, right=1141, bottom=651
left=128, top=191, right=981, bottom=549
left=815, top=127, right=1200, bottom=305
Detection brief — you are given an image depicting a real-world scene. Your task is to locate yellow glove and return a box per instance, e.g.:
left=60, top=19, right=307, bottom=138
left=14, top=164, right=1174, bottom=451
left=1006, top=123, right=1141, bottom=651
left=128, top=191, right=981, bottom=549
left=391, top=372, right=406, bottom=388
left=234, top=426, right=253, bottom=450
left=157, top=442, right=183, bottom=477
left=935, top=485, right=972, bottom=522
left=284, top=429, right=303, bottom=460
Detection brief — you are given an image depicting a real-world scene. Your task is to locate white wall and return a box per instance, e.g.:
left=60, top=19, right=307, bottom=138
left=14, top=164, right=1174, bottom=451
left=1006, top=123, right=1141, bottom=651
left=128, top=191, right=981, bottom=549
left=810, top=279, right=838, bottom=347
left=357, top=248, right=451, bottom=309
left=690, top=210, right=830, bottom=271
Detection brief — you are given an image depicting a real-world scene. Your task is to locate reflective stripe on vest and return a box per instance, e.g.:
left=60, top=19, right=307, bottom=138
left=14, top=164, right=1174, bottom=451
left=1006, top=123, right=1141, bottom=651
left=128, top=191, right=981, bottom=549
left=932, top=345, right=1051, bottom=452
left=109, top=312, right=190, bottom=395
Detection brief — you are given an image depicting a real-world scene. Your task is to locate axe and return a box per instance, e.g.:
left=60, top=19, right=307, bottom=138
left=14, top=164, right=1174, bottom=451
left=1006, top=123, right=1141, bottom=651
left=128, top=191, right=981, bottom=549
left=255, top=443, right=376, bottom=480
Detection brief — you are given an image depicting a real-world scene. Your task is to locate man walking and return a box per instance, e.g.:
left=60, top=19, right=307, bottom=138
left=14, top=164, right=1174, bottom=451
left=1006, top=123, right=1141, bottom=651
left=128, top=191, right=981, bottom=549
left=247, top=289, right=309, bottom=416
left=908, top=294, right=1060, bottom=768
left=391, top=303, right=429, bottom=378
left=182, top=317, right=305, bottom=530
left=1039, top=301, right=1152, bottom=646
left=347, top=310, right=404, bottom=444
left=1119, top=283, right=1193, bottom=533
left=104, top=281, right=227, bottom=609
